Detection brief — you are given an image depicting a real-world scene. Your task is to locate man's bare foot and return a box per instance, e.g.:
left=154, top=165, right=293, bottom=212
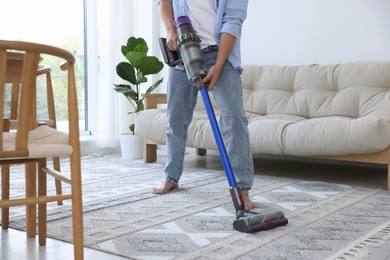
left=152, top=180, right=178, bottom=194
left=242, top=192, right=254, bottom=210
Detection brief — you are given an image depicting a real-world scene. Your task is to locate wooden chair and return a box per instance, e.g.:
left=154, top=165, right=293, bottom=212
left=0, top=40, right=84, bottom=259
left=1, top=52, right=64, bottom=233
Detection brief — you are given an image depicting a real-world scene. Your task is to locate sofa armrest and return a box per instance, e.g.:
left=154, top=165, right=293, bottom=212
left=141, top=93, right=207, bottom=163
left=143, top=93, right=167, bottom=109
left=141, top=94, right=167, bottom=163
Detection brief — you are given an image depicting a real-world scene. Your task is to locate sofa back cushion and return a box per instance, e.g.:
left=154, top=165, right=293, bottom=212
left=241, top=61, right=390, bottom=119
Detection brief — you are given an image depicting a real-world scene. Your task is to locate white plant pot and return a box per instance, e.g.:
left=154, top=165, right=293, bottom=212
left=119, top=134, right=144, bottom=159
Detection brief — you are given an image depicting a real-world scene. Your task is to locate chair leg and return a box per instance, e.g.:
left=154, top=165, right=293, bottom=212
left=25, top=162, right=36, bottom=237
left=70, top=155, right=84, bottom=260
left=1, top=165, right=10, bottom=229
left=387, top=160, right=390, bottom=191
left=38, top=159, right=47, bottom=246
left=53, top=157, right=63, bottom=205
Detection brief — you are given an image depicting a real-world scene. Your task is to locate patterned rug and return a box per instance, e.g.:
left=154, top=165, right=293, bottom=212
left=5, top=154, right=390, bottom=259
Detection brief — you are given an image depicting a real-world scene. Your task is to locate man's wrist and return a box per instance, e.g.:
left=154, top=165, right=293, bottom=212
left=167, top=18, right=175, bottom=27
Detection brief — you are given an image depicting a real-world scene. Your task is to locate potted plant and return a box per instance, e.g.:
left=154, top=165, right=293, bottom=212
left=114, top=36, right=164, bottom=158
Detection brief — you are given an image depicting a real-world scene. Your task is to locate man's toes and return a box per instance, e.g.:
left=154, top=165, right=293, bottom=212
left=152, top=188, right=163, bottom=194
left=245, top=202, right=254, bottom=211
left=152, top=181, right=178, bottom=195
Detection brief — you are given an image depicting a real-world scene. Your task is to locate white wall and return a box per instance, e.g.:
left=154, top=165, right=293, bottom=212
left=242, top=0, right=390, bottom=66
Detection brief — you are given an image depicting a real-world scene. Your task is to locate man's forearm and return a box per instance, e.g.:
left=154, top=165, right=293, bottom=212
left=159, top=1, right=175, bottom=33
left=215, top=33, right=236, bottom=68
left=159, top=0, right=177, bottom=50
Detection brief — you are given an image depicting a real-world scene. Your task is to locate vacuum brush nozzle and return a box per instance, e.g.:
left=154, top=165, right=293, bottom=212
left=233, top=210, right=288, bottom=233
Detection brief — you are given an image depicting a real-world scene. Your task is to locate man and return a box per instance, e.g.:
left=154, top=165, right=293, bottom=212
left=154, top=0, right=254, bottom=210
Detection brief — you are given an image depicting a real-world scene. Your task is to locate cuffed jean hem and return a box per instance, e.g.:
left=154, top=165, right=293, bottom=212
left=166, top=177, right=179, bottom=184
left=240, top=188, right=251, bottom=193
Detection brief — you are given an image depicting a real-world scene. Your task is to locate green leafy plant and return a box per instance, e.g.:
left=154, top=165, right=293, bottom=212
left=114, top=37, right=164, bottom=134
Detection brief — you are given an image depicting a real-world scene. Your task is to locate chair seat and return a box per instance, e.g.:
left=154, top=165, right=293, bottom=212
left=9, top=119, right=55, bottom=129
left=3, top=125, right=72, bottom=158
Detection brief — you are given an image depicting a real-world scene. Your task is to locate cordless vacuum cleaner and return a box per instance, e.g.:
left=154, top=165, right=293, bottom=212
left=159, top=16, right=288, bottom=233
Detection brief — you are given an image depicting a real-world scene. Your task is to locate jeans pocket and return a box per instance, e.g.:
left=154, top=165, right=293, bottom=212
left=203, top=45, right=219, bottom=52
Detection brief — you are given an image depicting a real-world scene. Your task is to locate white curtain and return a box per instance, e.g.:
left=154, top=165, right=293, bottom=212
left=86, top=0, right=161, bottom=150
left=87, top=0, right=135, bottom=149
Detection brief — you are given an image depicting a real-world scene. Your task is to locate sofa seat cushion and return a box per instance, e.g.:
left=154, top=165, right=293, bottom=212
left=248, top=114, right=390, bottom=156
left=247, top=113, right=306, bottom=154
left=136, top=108, right=390, bottom=156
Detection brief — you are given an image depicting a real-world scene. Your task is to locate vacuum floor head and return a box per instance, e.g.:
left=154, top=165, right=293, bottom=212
left=233, top=210, right=288, bottom=233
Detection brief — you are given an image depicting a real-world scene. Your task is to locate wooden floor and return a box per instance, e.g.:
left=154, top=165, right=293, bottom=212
left=0, top=228, right=128, bottom=260
left=1, top=150, right=390, bottom=260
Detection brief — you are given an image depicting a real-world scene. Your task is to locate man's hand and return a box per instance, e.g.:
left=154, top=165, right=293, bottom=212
left=166, top=27, right=178, bottom=51
left=202, top=33, right=236, bottom=91
left=202, top=64, right=223, bottom=91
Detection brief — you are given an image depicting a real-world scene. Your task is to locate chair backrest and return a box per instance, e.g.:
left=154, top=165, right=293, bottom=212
left=6, top=51, right=56, bottom=127
left=0, top=40, right=80, bottom=159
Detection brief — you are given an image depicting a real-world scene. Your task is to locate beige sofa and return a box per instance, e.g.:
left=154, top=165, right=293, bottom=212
left=135, top=61, right=390, bottom=190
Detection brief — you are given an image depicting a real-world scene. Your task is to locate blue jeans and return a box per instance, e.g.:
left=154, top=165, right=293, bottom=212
left=165, top=46, right=254, bottom=193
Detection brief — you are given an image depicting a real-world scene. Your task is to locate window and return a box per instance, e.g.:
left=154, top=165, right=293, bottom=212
left=0, top=0, right=86, bottom=132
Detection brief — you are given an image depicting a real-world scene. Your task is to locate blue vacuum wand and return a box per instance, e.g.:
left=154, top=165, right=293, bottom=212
left=159, top=16, right=288, bottom=233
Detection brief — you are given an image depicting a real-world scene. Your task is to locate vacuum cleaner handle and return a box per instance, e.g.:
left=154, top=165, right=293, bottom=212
left=200, top=88, right=248, bottom=213
left=199, top=88, right=236, bottom=187
left=158, top=37, right=182, bottom=67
